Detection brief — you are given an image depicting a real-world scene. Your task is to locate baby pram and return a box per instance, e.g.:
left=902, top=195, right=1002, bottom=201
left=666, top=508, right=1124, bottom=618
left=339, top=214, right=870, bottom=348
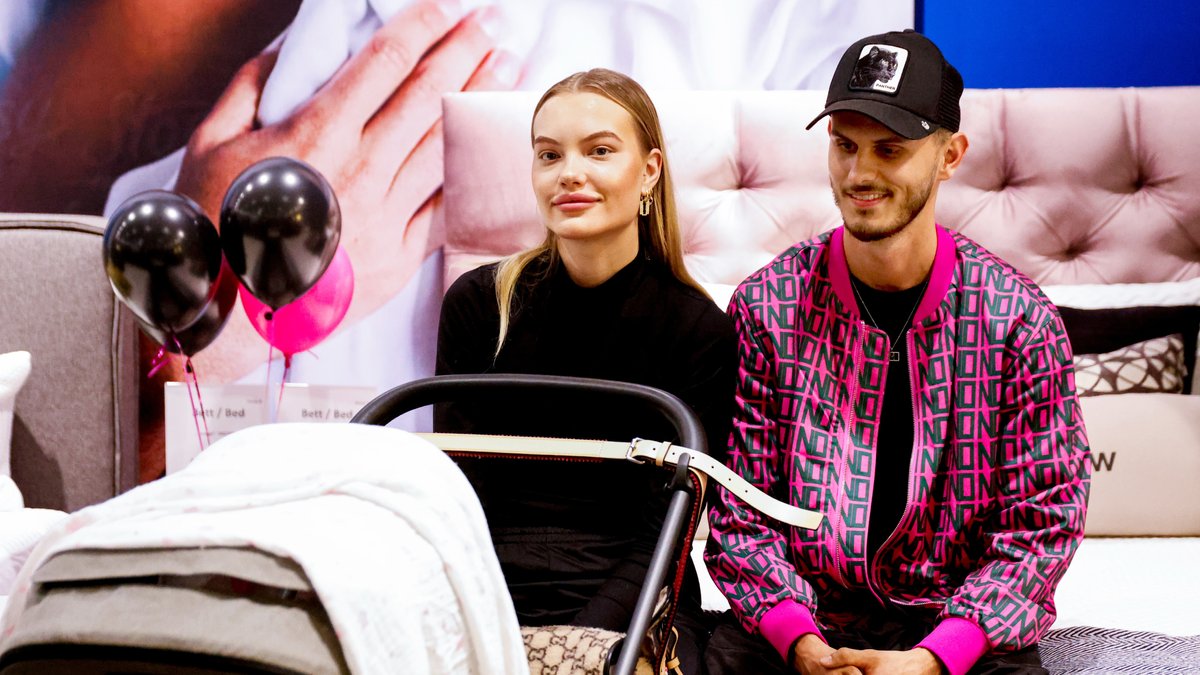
left=0, top=374, right=818, bottom=675
left=351, top=374, right=820, bottom=674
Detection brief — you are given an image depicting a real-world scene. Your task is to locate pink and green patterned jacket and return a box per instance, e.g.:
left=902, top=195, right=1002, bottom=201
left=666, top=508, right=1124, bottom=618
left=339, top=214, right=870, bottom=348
left=705, top=226, right=1090, bottom=675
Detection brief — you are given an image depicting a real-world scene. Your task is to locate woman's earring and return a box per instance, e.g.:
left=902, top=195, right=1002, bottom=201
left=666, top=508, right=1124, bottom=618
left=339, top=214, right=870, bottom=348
left=639, top=192, right=653, bottom=217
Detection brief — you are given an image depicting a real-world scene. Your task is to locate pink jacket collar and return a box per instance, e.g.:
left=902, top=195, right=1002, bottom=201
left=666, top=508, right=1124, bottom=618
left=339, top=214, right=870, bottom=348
left=828, top=225, right=958, bottom=328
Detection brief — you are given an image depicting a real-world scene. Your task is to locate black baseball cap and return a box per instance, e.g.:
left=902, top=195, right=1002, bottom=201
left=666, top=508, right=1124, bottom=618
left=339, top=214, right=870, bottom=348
left=806, top=29, right=963, bottom=140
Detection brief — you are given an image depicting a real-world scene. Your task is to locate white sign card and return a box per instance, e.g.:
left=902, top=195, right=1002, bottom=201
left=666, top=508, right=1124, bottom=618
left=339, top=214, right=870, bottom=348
left=165, top=382, right=378, bottom=474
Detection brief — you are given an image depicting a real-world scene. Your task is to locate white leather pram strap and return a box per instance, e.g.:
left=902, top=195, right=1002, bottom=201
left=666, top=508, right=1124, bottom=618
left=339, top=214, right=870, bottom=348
left=415, top=433, right=823, bottom=530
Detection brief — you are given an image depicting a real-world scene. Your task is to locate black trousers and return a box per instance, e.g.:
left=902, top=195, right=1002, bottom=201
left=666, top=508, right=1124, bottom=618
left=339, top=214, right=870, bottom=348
left=704, top=610, right=1047, bottom=675
left=671, top=607, right=710, bottom=675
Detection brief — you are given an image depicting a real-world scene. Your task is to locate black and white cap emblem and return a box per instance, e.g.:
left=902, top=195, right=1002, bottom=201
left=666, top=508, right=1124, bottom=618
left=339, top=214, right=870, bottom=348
left=848, top=44, right=908, bottom=95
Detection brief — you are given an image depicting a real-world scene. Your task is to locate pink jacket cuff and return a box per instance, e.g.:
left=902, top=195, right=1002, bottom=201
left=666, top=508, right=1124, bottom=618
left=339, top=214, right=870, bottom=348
left=759, top=600, right=825, bottom=662
left=916, top=617, right=990, bottom=675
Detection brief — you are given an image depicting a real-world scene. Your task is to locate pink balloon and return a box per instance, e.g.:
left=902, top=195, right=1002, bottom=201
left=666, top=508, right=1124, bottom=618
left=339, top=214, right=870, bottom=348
left=241, top=246, right=354, bottom=356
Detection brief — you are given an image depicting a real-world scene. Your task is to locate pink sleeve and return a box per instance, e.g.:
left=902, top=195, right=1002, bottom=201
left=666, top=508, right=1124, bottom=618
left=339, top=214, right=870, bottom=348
left=759, top=600, right=826, bottom=662
left=916, top=617, right=990, bottom=675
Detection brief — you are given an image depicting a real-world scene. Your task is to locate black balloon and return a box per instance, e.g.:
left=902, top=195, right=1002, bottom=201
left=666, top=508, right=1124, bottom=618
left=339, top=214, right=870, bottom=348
left=104, top=190, right=223, bottom=333
left=137, top=261, right=238, bottom=357
left=220, top=156, right=341, bottom=310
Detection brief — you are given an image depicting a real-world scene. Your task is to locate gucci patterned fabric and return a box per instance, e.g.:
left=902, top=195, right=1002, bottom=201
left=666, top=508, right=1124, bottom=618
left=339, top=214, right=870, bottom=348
left=521, top=625, right=655, bottom=675
left=706, top=226, right=1091, bottom=655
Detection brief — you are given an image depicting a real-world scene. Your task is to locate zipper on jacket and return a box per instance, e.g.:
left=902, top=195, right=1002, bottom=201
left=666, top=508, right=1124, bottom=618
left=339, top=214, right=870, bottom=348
left=868, top=329, right=922, bottom=601
left=861, top=328, right=890, bottom=606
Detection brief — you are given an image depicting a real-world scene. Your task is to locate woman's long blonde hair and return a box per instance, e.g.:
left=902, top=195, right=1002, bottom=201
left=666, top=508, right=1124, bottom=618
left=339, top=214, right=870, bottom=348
left=493, top=68, right=706, bottom=356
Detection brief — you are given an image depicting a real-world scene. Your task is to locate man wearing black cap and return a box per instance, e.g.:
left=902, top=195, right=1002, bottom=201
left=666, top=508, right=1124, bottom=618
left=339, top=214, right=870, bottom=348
left=705, top=31, right=1090, bottom=675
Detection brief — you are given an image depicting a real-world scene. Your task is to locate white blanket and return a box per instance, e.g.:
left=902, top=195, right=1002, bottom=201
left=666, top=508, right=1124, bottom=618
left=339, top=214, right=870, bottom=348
left=0, top=423, right=526, bottom=675
left=0, top=475, right=67, bottom=596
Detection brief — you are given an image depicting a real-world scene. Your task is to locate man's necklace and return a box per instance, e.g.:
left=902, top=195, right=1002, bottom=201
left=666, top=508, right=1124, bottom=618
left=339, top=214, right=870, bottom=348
left=851, top=278, right=928, bottom=362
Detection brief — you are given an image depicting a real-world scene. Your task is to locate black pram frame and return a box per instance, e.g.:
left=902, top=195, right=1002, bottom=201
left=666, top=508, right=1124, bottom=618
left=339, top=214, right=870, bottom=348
left=352, top=373, right=712, bottom=675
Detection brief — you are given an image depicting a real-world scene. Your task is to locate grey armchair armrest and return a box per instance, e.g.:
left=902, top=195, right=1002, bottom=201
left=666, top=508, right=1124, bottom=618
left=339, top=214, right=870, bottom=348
left=0, top=214, right=138, bottom=511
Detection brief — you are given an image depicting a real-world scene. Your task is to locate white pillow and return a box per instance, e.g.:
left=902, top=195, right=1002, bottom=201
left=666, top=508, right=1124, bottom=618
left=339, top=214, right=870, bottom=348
left=0, top=475, right=22, bottom=511
left=1080, top=393, right=1200, bottom=536
left=1042, top=277, right=1200, bottom=309
left=0, top=351, right=32, bottom=477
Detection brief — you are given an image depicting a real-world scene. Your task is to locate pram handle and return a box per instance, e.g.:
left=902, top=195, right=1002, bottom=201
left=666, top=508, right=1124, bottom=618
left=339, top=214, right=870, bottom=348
left=351, top=373, right=707, bottom=453
left=350, top=373, right=705, bottom=675
left=415, top=433, right=823, bottom=530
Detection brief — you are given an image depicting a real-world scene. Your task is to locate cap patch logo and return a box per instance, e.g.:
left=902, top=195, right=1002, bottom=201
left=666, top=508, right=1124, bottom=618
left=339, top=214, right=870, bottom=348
left=849, top=44, right=907, bottom=94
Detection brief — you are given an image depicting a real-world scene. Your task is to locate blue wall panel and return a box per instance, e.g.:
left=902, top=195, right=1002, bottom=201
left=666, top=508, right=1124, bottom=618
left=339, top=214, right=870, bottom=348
left=920, top=0, right=1200, bottom=87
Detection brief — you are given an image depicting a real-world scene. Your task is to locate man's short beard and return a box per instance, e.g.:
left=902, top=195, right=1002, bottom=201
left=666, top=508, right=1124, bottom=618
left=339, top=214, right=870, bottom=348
left=832, top=169, right=937, bottom=243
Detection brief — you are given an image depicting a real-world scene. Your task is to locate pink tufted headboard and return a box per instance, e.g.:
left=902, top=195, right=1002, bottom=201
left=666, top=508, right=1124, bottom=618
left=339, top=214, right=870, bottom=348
left=442, top=88, right=1200, bottom=300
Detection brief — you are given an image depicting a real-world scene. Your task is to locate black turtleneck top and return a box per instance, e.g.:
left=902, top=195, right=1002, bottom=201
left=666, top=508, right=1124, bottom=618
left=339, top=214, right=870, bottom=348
left=434, top=252, right=735, bottom=630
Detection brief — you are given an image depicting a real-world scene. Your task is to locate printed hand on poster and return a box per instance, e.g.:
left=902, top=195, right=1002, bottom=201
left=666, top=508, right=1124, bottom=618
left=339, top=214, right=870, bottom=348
left=172, top=1, right=516, bottom=384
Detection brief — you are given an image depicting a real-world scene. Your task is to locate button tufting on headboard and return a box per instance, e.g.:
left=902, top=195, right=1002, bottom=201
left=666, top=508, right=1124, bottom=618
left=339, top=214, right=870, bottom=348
left=443, top=87, right=1200, bottom=293
left=1132, top=170, right=1146, bottom=192
left=1061, top=241, right=1088, bottom=261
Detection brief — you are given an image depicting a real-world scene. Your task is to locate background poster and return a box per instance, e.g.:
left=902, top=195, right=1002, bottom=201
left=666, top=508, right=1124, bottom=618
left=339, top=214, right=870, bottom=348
left=0, top=0, right=910, bottom=479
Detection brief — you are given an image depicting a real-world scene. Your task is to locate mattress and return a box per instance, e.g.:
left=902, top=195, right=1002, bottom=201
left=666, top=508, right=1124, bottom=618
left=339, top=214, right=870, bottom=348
left=1051, top=537, right=1200, bottom=636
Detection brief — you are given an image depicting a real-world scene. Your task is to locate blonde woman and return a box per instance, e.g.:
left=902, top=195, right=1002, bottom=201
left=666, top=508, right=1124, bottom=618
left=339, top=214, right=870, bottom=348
left=435, top=68, right=735, bottom=673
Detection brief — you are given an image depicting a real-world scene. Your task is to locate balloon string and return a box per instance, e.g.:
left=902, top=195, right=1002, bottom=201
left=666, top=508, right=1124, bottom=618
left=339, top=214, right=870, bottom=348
left=189, top=358, right=212, bottom=446
left=265, top=340, right=278, bottom=424
left=147, top=345, right=169, bottom=379
left=277, top=354, right=291, bottom=417
left=262, top=311, right=278, bottom=424
left=183, top=359, right=210, bottom=452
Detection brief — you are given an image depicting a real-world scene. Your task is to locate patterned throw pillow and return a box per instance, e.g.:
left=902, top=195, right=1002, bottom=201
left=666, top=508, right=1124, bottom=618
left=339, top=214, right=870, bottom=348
left=1073, top=334, right=1186, bottom=397
left=1057, top=305, right=1200, bottom=394
left=522, top=625, right=655, bottom=675
left=1045, top=279, right=1200, bottom=395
